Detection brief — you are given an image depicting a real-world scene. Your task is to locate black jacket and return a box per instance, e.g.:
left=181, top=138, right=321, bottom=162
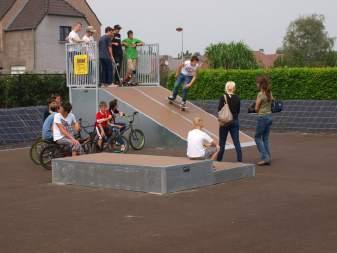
left=218, top=94, right=241, bottom=120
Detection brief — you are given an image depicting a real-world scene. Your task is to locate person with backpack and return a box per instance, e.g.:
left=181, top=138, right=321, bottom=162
left=254, top=76, right=273, bottom=166
left=217, top=81, right=242, bottom=162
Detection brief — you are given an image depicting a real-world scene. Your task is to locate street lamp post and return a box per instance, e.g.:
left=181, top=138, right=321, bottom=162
left=176, top=27, right=184, bottom=62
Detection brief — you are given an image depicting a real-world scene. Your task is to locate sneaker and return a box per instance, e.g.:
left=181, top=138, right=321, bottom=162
left=181, top=101, right=186, bottom=107
left=168, top=96, right=175, bottom=101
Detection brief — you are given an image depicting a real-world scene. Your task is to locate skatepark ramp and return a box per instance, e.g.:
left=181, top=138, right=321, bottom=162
left=71, top=86, right=255, bottom=149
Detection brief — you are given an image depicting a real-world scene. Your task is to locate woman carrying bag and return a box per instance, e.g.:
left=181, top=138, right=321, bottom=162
left=254, top=76, right=273, bottom=166
left=217, top=81, right=242, bottom=162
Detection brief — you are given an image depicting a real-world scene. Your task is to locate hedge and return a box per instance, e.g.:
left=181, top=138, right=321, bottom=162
left=0, top=74, right=68, bottom=108
left=167, top=68, right=337, bottom=100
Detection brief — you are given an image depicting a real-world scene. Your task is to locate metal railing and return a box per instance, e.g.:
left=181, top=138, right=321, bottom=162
left=65, top=42, right=99, bottom=88
left=65, top=42, right=160, bottom=88
left=120, top=43, right=160, bottom=86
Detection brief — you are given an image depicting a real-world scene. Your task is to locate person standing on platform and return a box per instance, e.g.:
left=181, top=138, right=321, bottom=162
left=217, top=81, right=242, bottom=162
left=83, top=26, right=97, bottom=84
left=112, top=25, right=123, bottom=85
left=82, top=26, right=96, bottom=42
left=254, top=76, right=273, bottom=166
left=67, top=22, right=83, bottom=44
left=99, top=26, right=116, bottom=87
left=122, top=30, right=144, bottom=85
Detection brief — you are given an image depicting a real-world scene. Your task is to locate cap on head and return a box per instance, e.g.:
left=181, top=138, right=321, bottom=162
left=114, top=24, right=122, bottom=30
left=86, top=26, right=96, bottom=33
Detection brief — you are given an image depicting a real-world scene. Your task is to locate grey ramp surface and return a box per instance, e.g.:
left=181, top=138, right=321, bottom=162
left=53, top=154, right=214, bottom=194
left=52, top=154, right=255, bottom=194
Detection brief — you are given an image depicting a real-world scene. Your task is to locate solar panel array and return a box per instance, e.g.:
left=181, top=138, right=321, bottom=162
left=0, top=100, right=336, bottom=147
left=193, top=100, right=337, bottom=133
left=0, top=106, right=45, bottom=146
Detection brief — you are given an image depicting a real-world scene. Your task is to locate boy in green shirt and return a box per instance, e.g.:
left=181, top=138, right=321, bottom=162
left=122, top=30, right=144, bottom=85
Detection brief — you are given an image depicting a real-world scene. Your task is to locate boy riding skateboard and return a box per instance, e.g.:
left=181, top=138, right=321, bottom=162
left=168, top=55, right=200, bottom=107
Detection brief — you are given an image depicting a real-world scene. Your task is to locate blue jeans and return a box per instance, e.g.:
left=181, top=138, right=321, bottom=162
left=100, top=58, right=113, bottom=85
left=217, top=119, right=242, bottom=162
left=172, top=74, right=193, bottom=102
left=255, top=115, right=273, bottom=162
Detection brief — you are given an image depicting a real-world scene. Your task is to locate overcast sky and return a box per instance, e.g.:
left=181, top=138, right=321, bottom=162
left=87, top=0, right=337, bottom=56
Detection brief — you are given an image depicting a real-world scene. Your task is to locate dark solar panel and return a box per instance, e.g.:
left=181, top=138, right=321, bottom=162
left=193, top=100, right=337, bottom=132
left=0, top=106, right=45, bottom=145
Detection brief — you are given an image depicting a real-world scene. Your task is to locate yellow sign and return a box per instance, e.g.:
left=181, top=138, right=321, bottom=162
left=74, top=55, right=88, bottom=75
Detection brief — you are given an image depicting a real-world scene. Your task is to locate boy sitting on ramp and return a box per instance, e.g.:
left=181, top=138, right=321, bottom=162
left=168, top=55, right=200, bottom=107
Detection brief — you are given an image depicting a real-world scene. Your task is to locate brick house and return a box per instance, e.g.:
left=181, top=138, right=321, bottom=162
left=254, top=49, right=281, bottom=68
left=0, top=0, right=101, bottom=74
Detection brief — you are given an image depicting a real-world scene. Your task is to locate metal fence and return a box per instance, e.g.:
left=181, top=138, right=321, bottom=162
left=120, top=43, right=160, bottom=86
left=65, top=42, right=99, bottom=88
left=65, top=42, right=160, bottom=88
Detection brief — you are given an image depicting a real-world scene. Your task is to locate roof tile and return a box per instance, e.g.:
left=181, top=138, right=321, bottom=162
left=7, top=0, right=84, bottom=31
left=0, top=0, right=16, bottom=20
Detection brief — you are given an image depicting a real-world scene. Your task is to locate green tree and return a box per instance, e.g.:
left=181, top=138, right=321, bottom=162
left=276, top=14, right=336, bottom=67
left=205, top=42, right=258, bottom=69
left=178, top=50, right=193, bottom=59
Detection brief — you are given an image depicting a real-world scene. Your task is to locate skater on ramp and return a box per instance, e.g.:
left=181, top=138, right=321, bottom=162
left=168, top=55, right=200, bottom=107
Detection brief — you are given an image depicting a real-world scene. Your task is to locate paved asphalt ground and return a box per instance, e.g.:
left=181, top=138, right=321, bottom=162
left=0, top=133, right=336, bottom=253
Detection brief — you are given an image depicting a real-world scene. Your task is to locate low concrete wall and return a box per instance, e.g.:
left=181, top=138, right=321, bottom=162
left=193, top=100, right=337, bottom=132
left=0, top=100, right=336, bottom=146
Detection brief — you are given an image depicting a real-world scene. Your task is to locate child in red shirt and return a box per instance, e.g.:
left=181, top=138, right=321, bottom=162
left=96, top=101, right=112, bottom=149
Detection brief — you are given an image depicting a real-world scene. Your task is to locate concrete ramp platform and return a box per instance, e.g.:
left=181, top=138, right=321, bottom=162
left=52, top=153, right=255, bottom=194
left=104, top=86, right=254, bottom=147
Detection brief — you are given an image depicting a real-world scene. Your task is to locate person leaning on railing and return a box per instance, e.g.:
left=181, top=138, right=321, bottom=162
left=67, top=22, right=83, bottom=44
left=122, top=30, right=144, bottom=85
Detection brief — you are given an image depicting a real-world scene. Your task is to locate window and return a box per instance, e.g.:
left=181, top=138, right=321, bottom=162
left=59, top=26, right=71, bottom=42
left=11, top=66, right=26, bottom=74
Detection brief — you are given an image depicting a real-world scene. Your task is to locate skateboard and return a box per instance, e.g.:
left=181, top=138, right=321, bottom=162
left=167, top=98, right=188, bottom=111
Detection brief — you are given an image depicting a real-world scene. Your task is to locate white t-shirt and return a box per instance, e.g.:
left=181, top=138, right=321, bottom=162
left=181, top=60, right=199, bottom=76
left=68, top=31, right=82, bottom=44
left=187, top=129, right=213, bottom=158
left=53, top=113, right=77, bottom=141
left=82, top=34, right=94, bottom=43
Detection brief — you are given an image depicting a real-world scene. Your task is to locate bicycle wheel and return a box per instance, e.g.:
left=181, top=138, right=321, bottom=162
left=39, top=145, right=64, bottom=170
left=108, top=136, right=129, bottom=154
left=129, top=129, right=145, bottom=150
left=29, top=138, right=47, bottom=165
